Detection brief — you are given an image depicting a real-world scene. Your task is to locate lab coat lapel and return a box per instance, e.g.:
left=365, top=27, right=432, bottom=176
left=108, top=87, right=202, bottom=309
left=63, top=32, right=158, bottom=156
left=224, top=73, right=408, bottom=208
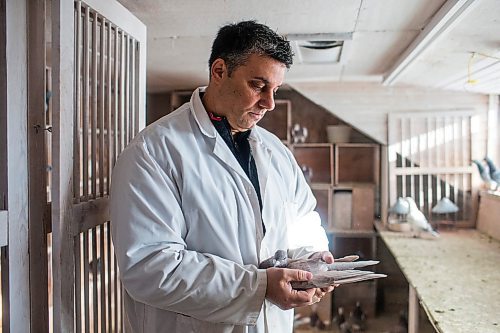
left=212, top=136, right=250, bottom=181
left=249, top=130, right=271, bottom=205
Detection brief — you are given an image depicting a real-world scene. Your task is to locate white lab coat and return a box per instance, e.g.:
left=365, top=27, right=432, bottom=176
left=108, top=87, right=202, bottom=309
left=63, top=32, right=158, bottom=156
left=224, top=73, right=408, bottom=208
left=110, top=87, right=329, bottom=333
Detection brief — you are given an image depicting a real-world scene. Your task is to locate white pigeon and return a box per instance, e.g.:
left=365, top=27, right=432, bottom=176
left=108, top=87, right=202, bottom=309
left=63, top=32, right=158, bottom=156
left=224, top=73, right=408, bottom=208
left=404, top=197, right=439, bottom=238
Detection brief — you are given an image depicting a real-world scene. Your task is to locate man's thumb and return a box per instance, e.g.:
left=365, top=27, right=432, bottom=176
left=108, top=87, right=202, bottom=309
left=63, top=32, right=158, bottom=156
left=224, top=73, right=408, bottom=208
left=291, top=269, right=312, bottom=281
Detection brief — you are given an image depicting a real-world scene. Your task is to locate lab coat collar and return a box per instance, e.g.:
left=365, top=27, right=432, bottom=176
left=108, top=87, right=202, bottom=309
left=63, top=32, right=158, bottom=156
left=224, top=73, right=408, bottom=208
left=190, top=87, right=217, bottom=138
left=190, top=87, right=266, bottom=146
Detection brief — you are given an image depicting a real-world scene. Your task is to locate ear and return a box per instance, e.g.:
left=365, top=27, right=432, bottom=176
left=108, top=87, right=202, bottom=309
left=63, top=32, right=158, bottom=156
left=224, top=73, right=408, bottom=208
left=210, top=58, right=227, bottom=84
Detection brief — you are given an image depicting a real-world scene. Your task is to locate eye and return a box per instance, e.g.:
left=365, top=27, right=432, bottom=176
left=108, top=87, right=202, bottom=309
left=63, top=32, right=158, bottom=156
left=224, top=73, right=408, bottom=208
left=250, top=81, right=265, bottom=92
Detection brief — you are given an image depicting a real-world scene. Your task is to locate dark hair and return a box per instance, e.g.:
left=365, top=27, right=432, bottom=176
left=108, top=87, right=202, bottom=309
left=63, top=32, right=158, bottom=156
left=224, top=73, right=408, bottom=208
left=208, top=20, right=293, bottom=76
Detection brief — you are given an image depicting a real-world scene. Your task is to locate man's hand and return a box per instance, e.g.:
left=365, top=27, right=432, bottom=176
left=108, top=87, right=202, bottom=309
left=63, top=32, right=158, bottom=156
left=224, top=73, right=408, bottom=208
left=309, top=251, right=336, bottom=296
left=265, top=268, right=317, bottom=310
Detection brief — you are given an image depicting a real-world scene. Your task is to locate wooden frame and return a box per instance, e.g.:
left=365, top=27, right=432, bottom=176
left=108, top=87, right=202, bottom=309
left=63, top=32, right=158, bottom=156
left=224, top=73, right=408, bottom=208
left=49, top=1, right=147, bottom=331
left=27, top=0, right=50, bottom=330
left=3, top=0, right=30, bottom=332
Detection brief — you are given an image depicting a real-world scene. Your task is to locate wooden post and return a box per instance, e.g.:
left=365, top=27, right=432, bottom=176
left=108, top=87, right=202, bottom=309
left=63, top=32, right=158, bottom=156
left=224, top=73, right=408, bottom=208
left=51, top=0, right=75, bottom=331
left=408, top=285, right=419, bottom=333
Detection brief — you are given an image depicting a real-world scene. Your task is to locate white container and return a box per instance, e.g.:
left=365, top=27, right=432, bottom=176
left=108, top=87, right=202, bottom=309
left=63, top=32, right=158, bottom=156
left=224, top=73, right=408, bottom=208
left=326, top=125, right=351, bottom=143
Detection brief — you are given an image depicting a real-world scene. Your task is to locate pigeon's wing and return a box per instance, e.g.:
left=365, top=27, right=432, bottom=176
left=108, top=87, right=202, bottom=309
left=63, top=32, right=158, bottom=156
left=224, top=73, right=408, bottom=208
left=291, top=270, right=382, bottom=289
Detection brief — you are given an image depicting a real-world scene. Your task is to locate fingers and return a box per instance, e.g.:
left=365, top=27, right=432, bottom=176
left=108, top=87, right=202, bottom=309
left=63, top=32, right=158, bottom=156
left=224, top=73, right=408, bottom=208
left=309, top=250, right=335, bottom=264
left=266, top=268, right=317, bottom=310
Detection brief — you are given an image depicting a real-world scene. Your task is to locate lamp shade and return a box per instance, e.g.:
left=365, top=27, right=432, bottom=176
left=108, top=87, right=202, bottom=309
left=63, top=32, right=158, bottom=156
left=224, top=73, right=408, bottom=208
left=432, top=197, right=459, bottom=214
left=389, top=197, right=410, bottom=215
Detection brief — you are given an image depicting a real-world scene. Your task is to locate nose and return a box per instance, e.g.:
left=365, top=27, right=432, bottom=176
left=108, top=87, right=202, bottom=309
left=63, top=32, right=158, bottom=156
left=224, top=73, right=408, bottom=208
left=259, top=90, right=275, bottom=111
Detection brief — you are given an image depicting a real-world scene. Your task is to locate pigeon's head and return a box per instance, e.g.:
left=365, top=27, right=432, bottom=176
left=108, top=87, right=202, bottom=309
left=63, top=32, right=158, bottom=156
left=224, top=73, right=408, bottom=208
left=404, top=197, right=418, bottom=210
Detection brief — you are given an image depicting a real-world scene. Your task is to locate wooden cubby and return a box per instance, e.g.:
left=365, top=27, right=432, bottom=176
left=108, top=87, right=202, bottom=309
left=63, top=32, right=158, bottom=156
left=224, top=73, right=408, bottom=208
left=335, top=143, right=380, bottom=185
left=292, top=143, right=334, bottom=185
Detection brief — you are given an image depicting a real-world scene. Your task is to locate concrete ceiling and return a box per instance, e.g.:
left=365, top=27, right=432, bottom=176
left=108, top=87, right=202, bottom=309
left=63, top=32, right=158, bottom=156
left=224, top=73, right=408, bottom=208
left=117, top=0, right=500, bottom=95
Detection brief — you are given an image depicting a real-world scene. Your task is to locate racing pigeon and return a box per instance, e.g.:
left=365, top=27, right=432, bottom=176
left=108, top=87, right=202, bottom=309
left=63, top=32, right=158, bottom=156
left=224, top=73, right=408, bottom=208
left=484, top=157, right=500, bottom=184
left=472, top=159, right=498, bottom=190
left=404, top=197, right=439, bottom=238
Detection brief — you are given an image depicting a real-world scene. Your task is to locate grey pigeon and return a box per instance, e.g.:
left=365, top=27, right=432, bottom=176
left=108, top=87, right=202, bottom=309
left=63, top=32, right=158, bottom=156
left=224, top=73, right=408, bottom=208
left=484, top=157, right=500, bottom=184
left=472, top=159, right=498, bottom=190
left=259, top=250, right=386, bottom=289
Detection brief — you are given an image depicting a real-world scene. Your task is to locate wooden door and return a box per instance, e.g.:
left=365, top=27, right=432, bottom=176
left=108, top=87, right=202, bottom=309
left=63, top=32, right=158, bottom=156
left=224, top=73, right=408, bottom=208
left=388, top=111, right=478, bottom=227
left=51, top=1, right=146, bottom=332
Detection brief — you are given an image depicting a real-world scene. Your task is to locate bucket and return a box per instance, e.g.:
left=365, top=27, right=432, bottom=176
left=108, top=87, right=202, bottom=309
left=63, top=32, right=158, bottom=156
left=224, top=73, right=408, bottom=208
left=326, top=125, right=351, bottom=143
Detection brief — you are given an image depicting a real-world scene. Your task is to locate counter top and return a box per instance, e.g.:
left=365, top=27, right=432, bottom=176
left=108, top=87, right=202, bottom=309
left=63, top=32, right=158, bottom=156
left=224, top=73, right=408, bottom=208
left=378, top=227, right=500, bottom=333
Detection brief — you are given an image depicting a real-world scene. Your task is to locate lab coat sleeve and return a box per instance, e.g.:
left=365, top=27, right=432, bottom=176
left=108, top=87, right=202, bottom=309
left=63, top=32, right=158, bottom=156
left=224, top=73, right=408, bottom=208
left=110, top=141, right=267, bottom=325
left=284, top=147, right=329, bottom=259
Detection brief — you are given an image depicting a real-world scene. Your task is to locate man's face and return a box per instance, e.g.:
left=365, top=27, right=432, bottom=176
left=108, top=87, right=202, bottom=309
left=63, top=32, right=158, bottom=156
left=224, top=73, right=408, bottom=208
left=215, top=54, right=286, bottom=133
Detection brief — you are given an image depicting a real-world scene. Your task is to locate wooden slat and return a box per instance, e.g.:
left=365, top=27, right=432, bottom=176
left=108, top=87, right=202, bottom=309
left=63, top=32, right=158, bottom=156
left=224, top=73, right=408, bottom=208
left=83, top=231, right=90, bottom=332
left=124, top=34, right=130, bottom=144
left=27, top=0, right=50, bottom=330
left=74, top=234, right=82, bottom=333
left=98, top=17, right=106, bottom=198
left=114, top=28, right=120, bottom=161
left=131, top=40, right=136, bottom=136
left=74, top=2, right=82, bottom=203
left=72, top=197, right=109, bottom=235
left=51, top=0, right=76, bottom=330
left=119, top=32, right=126, bottom=151
left=92, top=227, right=98, bottom=333
left=82, top=6, right=90, bottom=200
left=106, top=225, right=112, bottom=332
left=99, top=224, right=106, bottom=333
left=0, top=210, right=7, bottom=247
left=91, top=12, right=98, bottom=199
left=0, top=0, right=7, bottom=212
left=106, top=23, right=113, bottom=194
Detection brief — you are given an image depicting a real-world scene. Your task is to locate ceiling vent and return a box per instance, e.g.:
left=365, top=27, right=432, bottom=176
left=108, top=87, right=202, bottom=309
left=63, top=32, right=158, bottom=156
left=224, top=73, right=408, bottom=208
left=287, top=33, right=353, bottom=64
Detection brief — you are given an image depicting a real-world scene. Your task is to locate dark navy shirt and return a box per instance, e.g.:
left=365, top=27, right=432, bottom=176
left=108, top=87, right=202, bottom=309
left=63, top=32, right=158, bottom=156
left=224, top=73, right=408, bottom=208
left=207, top=110, right=265, bottom=234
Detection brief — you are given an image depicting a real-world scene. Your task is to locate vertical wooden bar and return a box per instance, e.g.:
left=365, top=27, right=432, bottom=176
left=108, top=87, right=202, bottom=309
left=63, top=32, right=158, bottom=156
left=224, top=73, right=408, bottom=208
left=27, top=0, right=49, bottom=331
left=114, top=28, right=120, bottom=161
left=91, top=11, right=98, bottom=199
left=74, top=234, right=82, bottom=333
left=99, top=224, right=106, bottom=333
left=106, top=224, right=112, bottom=332
left=401, top=117, right=406, bottom=197
left=106, top=24, right=113, bottom=194
left=131, top=40, right=136, bottom=136
left=82, top=6, right=90, bottom=200
left=113, top=246, right=118, bottom=331
left=52, top=0, right=76, bottom=329
left=98, top=17, right=106, bottom=198
left=74, top=2, right=82, bottom=203
left=124, top=34, right=130, bottom=144
left=83, top=231, right=89, bottom=333
left=119, top=32, right=126, bottom=151
left=91, top=228, right=98, bottom=333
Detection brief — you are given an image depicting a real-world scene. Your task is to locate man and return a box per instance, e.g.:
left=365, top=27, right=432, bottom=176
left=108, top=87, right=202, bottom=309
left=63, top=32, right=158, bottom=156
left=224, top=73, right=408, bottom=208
left=110, top=20, right=334, bottom=333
